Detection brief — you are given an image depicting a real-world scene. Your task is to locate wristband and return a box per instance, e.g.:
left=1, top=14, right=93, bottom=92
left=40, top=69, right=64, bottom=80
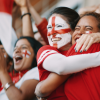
left=21, top=12, right=31, bottom=19
left=4, top=82, right=14, bottom=91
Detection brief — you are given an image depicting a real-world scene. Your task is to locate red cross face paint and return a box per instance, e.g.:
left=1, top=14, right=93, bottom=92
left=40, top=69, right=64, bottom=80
left=22, top=50, right=31, bottom=58
left=85, top=31, right=92, bottom=34
left=47, top=16, right=71, bottom=49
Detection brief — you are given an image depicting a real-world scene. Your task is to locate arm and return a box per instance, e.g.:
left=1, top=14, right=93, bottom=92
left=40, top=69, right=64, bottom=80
left=43, top=51, right=100, bottom=75
left=35, top=72, right=70, bottom=98
left=0, top=48, right=38, bottom=100
left=27, top=0, right=49, bottom=44
left=15, top=0, right=34, bottom=38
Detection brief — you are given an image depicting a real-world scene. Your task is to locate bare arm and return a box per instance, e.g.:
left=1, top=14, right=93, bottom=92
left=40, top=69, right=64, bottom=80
left=15, top=0, right=34, bottom=38
left=27, top=0, right=49, bottom=44
left=27, top=0, right=43, bottom=25
left=35, top=72, right=70, bottom=98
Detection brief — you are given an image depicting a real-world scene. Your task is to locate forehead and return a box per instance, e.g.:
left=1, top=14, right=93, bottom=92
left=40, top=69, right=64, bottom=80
left=77, top=16, right=98, bottom=27
left=48, top=14, right=67, bottom=25
left=16, top=39, right=31, bottom=47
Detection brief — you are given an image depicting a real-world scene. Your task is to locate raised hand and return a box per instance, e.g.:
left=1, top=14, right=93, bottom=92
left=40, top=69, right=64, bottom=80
left=14, top=0, right=27, bottom=7
left=75, top=33, right=100, bottom=52
left=0, top=48, right=7, bottom=72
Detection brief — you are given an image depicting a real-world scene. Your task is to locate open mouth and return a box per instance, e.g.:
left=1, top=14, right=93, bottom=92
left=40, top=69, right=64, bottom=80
left=14, top=55, right=23, bottom=64
left=75, top=37, right=80, bottom=42
left=51, top=37, right=61, bottom=42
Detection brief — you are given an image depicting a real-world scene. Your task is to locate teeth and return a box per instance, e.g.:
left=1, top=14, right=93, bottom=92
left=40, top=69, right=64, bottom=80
left=15, top=55, right=21, bottom=58
left=52, top=38, right=61, bottom=42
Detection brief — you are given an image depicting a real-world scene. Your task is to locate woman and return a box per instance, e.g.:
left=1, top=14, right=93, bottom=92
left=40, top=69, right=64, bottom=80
left=0, top=36, right=42, bottom=100
left=35, top=7, right=100, bottom=100
left=64, top=12, right=100, bottom=100
left=0, top=0, right=43, bottom=100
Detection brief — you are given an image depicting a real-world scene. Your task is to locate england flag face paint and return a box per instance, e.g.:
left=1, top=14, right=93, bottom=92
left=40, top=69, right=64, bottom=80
left=47, top=15, right=71, bottom=49
left=22, top=50, right=31, bottom=58
left=85, top=31, right=92, bottom=34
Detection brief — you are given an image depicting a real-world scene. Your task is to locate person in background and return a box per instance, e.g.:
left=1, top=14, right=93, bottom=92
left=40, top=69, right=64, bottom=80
left=0, top=0, right=42, bottom=100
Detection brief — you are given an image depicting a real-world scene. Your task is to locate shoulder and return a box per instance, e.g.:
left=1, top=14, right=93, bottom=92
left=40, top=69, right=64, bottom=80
left=37, top=45, right=59, bottom=66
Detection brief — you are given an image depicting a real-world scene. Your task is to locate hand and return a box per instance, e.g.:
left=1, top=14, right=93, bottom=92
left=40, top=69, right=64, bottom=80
left=14, top=0, right=27, bottom=7
left=95, top=5, right=100, bottom=13
left=0, top=48, right=7, bottom=72
left=78, top=5, right=98, bottom=14
left=75, top=32, right=100, bottom=52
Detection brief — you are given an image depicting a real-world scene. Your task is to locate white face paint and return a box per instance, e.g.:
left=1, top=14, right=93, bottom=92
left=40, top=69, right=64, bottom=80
left=47, top=16, right=71, bottom=49
left=22, top=50, right=31, bottom=58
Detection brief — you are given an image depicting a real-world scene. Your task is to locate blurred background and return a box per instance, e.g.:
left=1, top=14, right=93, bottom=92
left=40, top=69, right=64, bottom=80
left=12, top=0, right=100, bottom=38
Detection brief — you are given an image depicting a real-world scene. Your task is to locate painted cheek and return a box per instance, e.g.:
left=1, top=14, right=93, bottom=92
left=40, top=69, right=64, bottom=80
left=85, top=31, right=92, bottom=34
left=22, top=50, right=31, bottom=58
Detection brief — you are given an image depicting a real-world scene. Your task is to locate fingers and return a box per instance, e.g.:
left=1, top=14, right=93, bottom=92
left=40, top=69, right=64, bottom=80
left=75, top=35, right=86, bottom=52
left=80, top=36, right=91, bottom=52
left=84, top=37, right=94, bottom=51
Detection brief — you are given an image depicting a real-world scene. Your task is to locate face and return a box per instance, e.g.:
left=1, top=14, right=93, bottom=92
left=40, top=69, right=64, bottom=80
left=72, top=16, right=100, bottom=45
left=34, top=32, right=46, bottom=46
left=13, top=39, right=34, bottom=71
left=47, top=14, right=72, bottom=50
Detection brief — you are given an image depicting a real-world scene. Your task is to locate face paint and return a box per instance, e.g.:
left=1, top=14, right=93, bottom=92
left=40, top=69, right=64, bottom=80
left=85, top=31, right=92, bottom=34
left=22, top=50, right=31, bottom=58
left=47, top=16, right=71, bottom=49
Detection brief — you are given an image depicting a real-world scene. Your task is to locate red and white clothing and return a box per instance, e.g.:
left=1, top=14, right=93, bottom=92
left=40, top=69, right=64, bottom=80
left=64, top=43, right=100, bottom=100
left=36, top=18, right=49, bottom=44
left=37, top=45, right=68, bottom=100
left=0, top=67, right=39, bottom=100
left=0, top=0, right=17, bottom=58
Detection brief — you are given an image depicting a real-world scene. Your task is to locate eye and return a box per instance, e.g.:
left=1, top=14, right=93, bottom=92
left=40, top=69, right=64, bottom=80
left=47, top=25, right=52, bottom=30
left=86, top=28, right=92, bottom=31
left=75, top=27, right=80, bottom=31
left=56, top=25, right=63, bottom=27
left=21, top=46, right=27, bottom=49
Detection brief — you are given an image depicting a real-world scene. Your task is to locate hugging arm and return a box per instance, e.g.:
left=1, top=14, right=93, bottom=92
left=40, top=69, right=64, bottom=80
left=43, top=51, right=100, bottom=75
left=35, top=72, right=70, bottom=98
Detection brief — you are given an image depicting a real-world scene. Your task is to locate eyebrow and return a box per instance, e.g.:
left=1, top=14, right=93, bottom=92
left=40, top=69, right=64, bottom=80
left=85, top=26, right=93, bottom=29
left=75, top=25, right=80, bottom=28
left=15, top=44, right=29, bottom=48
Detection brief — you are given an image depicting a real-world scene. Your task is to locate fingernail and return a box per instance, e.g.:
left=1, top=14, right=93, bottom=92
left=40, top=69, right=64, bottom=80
left=80, top=50, right=82, bottom=53
left=84, top=49, right=86, bottom=51
left=74, top=47, right=76, bottom=50
left=75, top=50, right=77, bottom=52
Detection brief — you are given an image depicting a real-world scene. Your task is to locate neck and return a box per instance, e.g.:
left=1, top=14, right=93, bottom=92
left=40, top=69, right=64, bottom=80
left=58, top=43, right=72, bottom=51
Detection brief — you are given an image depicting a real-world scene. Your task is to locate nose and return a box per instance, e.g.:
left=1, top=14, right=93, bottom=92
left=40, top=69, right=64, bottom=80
left=77, top=29, right=85, bottom=35
left=15, top=47, right=21, bottom=53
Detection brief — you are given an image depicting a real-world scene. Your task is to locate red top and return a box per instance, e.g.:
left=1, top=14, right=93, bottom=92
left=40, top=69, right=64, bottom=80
left=37, top=45, right=68, bottom=100
left=0, top=70, right=28, bottom=92
left=0, top=0, right=14, bottom=14
left=36, top=18, right=49, bottom=44
left=64, top=43, right=100, bottom=100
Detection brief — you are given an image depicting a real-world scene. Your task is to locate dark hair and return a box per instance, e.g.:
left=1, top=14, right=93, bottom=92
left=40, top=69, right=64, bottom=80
left=80, top=12, right=100, bottom=31
left=11, top=36, right=42, bottom=73
left=49, top=7, right=80, bottom=30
